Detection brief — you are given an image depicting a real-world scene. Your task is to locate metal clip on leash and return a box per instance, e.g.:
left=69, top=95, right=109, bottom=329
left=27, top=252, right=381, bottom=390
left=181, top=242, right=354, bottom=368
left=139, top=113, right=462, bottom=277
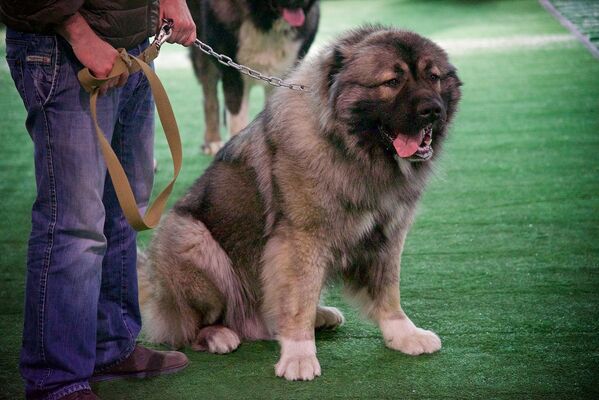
left=154, top=18, right=174, bottom=50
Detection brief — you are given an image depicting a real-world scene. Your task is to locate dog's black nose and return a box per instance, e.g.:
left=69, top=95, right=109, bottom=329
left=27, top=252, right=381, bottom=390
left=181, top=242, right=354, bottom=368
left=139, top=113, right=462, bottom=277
left=417, top=101, right=443, bottom=122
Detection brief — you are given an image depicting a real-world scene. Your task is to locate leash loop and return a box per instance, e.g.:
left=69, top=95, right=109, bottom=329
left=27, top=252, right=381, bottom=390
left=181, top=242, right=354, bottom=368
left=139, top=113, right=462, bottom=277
left=77, top=21, right=182, bottom=231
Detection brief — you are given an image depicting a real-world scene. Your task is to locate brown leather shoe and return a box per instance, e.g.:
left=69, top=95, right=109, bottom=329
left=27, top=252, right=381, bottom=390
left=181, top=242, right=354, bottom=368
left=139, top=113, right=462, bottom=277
left=60, top=389, right=100, bottom=399
left=90, top=344, right=189, bottom=382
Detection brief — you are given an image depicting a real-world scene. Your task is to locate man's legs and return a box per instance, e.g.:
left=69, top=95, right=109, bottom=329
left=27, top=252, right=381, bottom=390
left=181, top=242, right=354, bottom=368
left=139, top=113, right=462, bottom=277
left=9, top=30, right=127, bottom=399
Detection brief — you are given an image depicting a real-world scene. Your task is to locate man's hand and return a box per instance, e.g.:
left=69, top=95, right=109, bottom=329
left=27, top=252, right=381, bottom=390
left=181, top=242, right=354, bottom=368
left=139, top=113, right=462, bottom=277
left=160, top=0, right=197, bottom=46
left=57, top=13, right=128, bottom=95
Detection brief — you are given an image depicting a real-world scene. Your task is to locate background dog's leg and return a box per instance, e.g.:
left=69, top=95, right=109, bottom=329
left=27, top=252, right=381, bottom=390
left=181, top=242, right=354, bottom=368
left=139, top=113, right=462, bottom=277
left=192, top=50, right=222, bottom=155
left=227, top=78, right=251, bottom=136
left=262, top=232, right=327, bottom=381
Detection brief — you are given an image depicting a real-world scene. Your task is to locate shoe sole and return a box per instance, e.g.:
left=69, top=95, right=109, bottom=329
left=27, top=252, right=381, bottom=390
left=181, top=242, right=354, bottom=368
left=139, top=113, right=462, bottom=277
left=89, top=361, right=189, bottom=383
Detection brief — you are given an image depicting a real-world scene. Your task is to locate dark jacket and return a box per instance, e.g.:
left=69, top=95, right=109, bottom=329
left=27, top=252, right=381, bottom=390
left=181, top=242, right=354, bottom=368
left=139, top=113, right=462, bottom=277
left=0, top=0, right=160, bottom=49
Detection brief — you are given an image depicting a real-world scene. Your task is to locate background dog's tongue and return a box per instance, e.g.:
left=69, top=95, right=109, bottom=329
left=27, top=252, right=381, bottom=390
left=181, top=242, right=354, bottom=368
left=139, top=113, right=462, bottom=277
left=282, top=8, right=305, bottom=27
left=393, top=134, right=421, bottom=158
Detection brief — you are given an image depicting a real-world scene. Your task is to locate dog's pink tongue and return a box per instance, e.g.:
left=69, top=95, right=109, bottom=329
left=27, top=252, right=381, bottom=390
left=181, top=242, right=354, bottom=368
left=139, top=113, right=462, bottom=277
left=393, top=134, right=421, bottom=158
left=282, top=8, right=305, bottom=27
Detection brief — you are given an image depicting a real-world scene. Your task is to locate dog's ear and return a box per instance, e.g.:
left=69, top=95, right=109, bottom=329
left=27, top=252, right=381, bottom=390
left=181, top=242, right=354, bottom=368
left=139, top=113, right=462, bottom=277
left=445, top=64, right=463, bottom=87
left=327, top=46, right=345, bottom=89
left=441, top=64, right=462, bottom=122
left=326, top=25, right=383, bottom=89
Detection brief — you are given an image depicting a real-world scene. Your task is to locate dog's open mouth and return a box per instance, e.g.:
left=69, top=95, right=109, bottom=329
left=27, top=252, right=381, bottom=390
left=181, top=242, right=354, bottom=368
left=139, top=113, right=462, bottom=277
left=281, top=8, right=306, bottom=27
left=382, top=125, right=434, bottom=162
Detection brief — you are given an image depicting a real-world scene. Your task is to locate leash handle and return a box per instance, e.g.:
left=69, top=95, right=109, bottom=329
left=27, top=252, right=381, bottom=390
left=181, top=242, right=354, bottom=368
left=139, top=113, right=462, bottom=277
left=77, top=28, right=182, bottom=231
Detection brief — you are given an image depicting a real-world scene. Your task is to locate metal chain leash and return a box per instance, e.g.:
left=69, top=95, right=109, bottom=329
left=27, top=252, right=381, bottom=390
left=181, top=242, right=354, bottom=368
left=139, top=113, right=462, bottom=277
left=192, top=39, right=309, bottom=92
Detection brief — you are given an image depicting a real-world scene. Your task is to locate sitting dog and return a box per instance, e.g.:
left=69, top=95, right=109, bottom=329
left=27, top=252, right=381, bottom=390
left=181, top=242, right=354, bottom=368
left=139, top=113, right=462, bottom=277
left=187, top=0, right=320, bottom=154
left=139, top=26, right=462, bottom=381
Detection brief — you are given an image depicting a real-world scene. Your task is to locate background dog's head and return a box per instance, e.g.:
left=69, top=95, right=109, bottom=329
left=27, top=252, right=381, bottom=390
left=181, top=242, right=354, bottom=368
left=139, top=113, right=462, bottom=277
left=253, top=0, right=318, bottom=27
left=322, top=26, right=462, bottom=162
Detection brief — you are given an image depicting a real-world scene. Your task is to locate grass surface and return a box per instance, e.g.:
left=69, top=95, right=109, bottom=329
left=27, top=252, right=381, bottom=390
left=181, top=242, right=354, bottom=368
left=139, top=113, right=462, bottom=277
left=1, top=0, right=599, bottom=399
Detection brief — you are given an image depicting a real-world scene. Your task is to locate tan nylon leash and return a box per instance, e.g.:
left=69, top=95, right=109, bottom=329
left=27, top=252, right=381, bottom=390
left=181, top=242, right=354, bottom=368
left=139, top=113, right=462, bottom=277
left=77, top=29, right=181, bottom=231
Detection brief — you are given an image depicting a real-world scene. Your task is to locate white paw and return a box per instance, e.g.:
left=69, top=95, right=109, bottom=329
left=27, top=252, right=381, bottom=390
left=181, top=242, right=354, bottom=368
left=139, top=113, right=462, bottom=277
left=192, top=325, right=240, bottom=354
left=315, top=306, right=345, bottom=330
left=275, top=339, right=321, bottom=381
left=380, top=318, right=441, bottom=355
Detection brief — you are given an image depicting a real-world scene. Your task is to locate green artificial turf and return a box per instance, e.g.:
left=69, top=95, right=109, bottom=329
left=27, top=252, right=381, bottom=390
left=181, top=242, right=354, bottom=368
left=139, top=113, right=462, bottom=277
left=1, top=0, right=598, bottom=398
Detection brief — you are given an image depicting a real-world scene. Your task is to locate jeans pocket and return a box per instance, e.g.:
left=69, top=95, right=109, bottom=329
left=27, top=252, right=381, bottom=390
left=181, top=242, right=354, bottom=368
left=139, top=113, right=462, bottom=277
left=23, top=36, right=60, bottom=107
left=5, top=39, right=30, bottom=109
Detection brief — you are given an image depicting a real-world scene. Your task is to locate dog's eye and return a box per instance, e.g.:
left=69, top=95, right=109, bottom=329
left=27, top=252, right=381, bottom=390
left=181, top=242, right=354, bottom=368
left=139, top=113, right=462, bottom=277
left=383, top=78, right=400, bottom=88
left=430, top=73, right=440, bottom=82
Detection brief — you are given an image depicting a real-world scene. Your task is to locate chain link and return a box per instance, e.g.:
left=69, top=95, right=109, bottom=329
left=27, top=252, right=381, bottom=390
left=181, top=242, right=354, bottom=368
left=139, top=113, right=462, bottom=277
left=193, top=39, right=309, bottom=92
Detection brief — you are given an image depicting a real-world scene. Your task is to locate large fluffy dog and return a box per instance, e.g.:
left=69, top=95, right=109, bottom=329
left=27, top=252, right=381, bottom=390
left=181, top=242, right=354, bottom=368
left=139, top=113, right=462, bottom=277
left=139, top=26, right=462, bottom=381
left=187, top=0, right=320, bottom=154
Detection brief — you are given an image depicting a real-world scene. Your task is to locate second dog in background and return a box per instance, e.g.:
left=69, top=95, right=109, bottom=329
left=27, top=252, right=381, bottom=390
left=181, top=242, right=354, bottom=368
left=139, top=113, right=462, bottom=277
left=188, top=0, right=320, bottom=155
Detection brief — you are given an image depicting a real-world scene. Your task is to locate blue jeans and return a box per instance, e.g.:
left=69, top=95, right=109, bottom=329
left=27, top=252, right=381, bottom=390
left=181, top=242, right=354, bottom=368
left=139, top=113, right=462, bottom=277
left=5, top=29, right=155, bottom=400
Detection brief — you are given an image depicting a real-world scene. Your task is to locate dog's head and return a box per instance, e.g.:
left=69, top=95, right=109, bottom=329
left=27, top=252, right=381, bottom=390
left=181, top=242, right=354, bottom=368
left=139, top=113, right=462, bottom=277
left=324, top=26, right=462, bottom=162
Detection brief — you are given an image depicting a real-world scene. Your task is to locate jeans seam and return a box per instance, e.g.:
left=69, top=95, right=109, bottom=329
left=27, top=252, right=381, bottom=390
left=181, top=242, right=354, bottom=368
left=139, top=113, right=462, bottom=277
left=117, top=130, right=135, bottom=343
left=43, top=382, right=90, bottom=400
left=36, top=104, right=58, bottom=390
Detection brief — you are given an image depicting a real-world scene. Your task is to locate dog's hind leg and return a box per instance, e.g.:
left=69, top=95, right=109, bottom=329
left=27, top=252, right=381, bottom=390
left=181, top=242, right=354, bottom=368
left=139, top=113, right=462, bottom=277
left=315, top=306, right=345, bottom=331
left=192, top=325, right=241, bottom=354
left=139, top=213, right=250, bottom=349
left=139, top=257, right=226, bottom=349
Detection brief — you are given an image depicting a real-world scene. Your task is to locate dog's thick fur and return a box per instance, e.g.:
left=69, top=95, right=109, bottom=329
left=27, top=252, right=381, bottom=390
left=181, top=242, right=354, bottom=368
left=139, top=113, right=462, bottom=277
left=139, top=26, right=462, bottom=380
left=187, top=0, right=320, bottom=154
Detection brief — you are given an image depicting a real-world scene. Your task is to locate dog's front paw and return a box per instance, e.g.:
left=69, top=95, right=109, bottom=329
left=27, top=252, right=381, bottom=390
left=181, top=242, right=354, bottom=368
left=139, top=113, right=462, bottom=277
left=315, top=306, right=345, bottom=330
left=380, top=319, right=441, bottom=355
left=275, top=339, right=321, bottom=381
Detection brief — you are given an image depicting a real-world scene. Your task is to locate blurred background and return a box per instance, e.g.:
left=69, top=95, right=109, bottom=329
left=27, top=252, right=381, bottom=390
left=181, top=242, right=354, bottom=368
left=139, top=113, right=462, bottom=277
left=1, top=0, right=598, bottom=398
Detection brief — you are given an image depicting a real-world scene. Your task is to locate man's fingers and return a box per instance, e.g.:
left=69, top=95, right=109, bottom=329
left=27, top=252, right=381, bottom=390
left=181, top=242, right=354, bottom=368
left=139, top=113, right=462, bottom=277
left=182, top=30, right=196, bottom=47
left=167, top=29, right=185, bottom=45
left=90, top=65, right=112, bottom=79
left=166, top=21, right=196, bottom=46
